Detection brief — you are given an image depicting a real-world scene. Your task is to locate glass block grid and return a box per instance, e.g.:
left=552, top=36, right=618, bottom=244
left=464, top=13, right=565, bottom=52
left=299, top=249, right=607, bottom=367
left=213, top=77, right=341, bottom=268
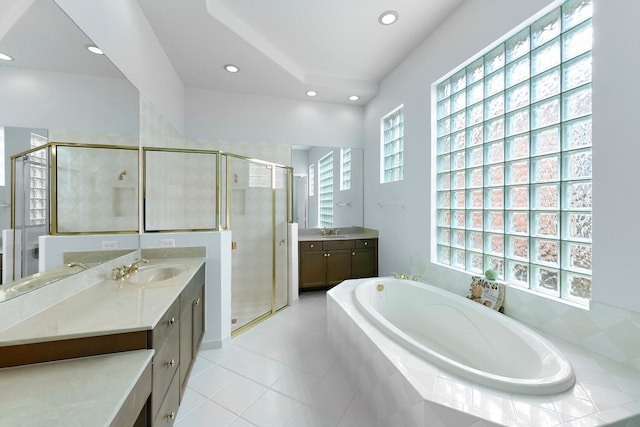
left=434, top=0, right=592, bottom=304
left=341, top=148, right=352, bottom=191
left=29, top=133, right=48, bottom=226
left=319, top=152, right=333, bottom=227
left=382, top=106, right=404, bottom=183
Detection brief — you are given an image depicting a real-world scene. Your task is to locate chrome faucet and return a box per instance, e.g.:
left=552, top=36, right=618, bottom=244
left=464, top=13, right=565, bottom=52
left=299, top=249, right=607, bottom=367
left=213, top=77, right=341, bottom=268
left=112, top=259, right=149, bottom=280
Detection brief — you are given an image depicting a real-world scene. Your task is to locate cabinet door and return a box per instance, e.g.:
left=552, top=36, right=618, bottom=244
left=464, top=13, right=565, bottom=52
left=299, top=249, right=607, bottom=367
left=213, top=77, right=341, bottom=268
left=299, top=250, right=326, bottom=289
left=326, top=249, right=352, bottom=287
left=351, top=248, right=377, bottom=278
left=192, top=284, right=205, bottom=354
left=179, top=300, right=193, bottom=395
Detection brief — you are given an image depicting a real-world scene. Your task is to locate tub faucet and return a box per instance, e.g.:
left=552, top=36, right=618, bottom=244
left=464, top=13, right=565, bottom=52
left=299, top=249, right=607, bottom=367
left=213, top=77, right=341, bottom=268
left=391, top=272, right=410, bottom=280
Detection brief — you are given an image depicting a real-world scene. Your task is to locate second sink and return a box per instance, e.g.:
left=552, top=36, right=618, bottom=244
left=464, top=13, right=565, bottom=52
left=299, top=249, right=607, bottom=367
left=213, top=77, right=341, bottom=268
left=127, top=265, right=187, bottom=284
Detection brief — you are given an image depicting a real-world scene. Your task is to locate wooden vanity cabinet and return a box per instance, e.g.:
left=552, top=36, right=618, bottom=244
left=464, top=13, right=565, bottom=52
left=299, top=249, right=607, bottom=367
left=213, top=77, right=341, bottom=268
left=351, top=239, right=378, bottom=279
left=179, top=266, right=205, bottom=396
left=299, top=238, right=378, bottom=290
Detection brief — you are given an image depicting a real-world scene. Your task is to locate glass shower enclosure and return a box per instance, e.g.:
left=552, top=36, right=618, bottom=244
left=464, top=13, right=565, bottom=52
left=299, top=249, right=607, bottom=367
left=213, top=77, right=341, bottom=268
left=11, top=145, right=50, bottom=280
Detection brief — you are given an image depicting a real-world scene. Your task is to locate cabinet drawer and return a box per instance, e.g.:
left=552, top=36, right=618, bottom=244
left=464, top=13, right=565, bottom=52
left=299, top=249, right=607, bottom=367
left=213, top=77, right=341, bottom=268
left=150, top=298, right=180, bottom=349
left=152, top=367, right=180, bottom=427
left=299, top=241, right=323, bottom=251
left=356, top=239, right=377, bottom=249
left=152, top=325, right=180, bottom=420
left=322, top=240, right=355, bottom=250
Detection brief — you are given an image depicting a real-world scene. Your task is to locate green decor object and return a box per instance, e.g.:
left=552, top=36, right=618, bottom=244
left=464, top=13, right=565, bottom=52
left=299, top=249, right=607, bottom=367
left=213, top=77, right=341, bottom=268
left=485, top=269, right=498, bottom=281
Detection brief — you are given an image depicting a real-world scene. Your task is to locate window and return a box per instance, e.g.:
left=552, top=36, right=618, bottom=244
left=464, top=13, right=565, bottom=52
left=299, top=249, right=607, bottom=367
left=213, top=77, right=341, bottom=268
left=434, top=0, right=592, bottom=304
left=340, top=148, right=351, bottom=191
left=30, top=133, right=48, bottom=225
left=0, top=127, right=4, bottom=186
left=318, top=152, right=333, bottom=227
left=309, top=164, right=315, bottom=196
left=381, top=105, right=404, bottom=183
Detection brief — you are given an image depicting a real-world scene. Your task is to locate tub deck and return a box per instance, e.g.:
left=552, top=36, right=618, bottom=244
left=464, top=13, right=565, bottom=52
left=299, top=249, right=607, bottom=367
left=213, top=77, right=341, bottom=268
left=328, top=278, right=640, bottom=426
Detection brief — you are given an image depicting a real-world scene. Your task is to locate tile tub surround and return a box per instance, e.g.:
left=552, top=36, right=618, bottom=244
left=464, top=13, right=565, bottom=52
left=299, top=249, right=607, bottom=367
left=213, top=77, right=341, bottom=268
left=0, top=349, right=154, bottom=426
left=328, top=279, right=640, bottom=426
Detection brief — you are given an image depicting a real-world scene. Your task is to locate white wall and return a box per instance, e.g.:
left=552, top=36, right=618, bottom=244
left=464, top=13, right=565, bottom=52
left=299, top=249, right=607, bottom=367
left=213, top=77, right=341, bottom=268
left=362, top=0, right=640, bottom=366
left=0, top=67, right=138, bottom=134
left=54, top=0, right=184, bottom=134
left=185, top=87, right=364, bottom=148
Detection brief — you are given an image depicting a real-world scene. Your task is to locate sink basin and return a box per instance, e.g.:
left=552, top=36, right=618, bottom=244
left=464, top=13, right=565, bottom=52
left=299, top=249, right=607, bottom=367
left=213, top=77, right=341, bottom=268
left=3, top=269, right=77, bottom=295
left=127, top=265, right=187, bottom=284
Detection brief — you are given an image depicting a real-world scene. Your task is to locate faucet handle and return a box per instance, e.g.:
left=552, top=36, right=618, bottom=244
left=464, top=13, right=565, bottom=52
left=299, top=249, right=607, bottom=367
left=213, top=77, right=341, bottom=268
left=400, top=273, right=409, bottom=280
left=391, top=272, right=399, bottom=278
left=411, top=275, right=421, bottom=281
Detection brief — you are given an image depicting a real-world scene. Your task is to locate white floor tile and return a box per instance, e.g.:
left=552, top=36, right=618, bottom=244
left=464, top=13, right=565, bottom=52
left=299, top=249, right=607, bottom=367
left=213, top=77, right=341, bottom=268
left=174, top=400, right=237, bottom=427
left=338, top=395, right=378, bottom=427
left=218, top=347, right=269, bottom=375
left=188, top=365, right=239, bottom=399
left=241, top=389, right=300, bottom=427
left=271, top=367, right=320, bottom=402
left=176, top=387, right=207, bottom=422
left=243, top=357, right=292, bottom=388
left=229, top=417, right=257, bottom=427
left=284, top=404, right=336, bottom=427
left=212, top=376, right=269, bottom=415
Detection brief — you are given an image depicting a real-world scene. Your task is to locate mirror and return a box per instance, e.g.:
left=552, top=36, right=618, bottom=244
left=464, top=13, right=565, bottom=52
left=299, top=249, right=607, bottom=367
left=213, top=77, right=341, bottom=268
left=291, top=146, right=364, bottom=229
left=0, top=1, right=139, bottom=288
left=0, top=249, right=135, bottom=302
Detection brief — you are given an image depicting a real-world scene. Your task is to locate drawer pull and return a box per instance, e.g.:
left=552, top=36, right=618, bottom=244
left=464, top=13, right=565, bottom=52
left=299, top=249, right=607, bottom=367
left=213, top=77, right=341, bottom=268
left=310, top=244, right=314, bottom=248
left=167, top=411, right=176, bottom=420
left=352, top=251, right=356, bottom=255
left=169, top=317, right=176, bottom=326
left=195, top=298, right=201, bottom=306
left=364, top=241, right=368, bottom=246
left=167, top=358, right=176, bottom=367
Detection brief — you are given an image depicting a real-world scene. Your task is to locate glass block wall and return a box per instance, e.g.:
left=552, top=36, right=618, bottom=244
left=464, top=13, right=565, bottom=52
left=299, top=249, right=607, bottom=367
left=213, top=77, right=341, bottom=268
left=341, top=147, right=351, bottom=191
left=434, top=0, right=592, bottom=303
left=319, top=152, right=333, bottom=227
left=382, top=106, right=404, bottom=183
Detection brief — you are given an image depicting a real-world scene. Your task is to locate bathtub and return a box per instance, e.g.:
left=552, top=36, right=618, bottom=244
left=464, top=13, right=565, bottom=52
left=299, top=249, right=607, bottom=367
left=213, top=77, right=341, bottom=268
left=352, top=277, right=575, bottom=395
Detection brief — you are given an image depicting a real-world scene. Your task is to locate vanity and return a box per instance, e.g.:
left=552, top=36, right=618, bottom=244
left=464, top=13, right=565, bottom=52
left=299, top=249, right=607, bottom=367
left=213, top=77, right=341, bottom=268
left=0, top=254, right=206, bottom=426
left=298, top=227, right=378, bottom=291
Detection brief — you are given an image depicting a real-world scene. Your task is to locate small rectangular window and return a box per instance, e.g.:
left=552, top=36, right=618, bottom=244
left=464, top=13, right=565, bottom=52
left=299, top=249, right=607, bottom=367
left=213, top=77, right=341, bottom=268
left=318, top=152, right=333, bottom=227
left=309, top=164, right=315, bottom=196
left=340, top=148, right=351, bottom=191
left=381, top=105, right=404, bottom=183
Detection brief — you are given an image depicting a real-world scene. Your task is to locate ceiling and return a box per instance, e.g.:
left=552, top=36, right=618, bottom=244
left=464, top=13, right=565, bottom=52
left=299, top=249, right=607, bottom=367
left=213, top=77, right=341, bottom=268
left=0, top=0, right=467, bottom=106
left=137, top=0, right=467, bottom=105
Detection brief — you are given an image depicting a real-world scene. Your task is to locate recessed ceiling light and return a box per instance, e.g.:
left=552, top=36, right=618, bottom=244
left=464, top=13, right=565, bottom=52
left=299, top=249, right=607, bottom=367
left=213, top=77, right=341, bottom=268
left=224, top=64, right=240, bottom=73
left=87, top=45, right=104, bottom=55
left=348, top=95, right=360, bottom=101
left=0, top=52, right=14, bottom=61
left=379, top=10, right=399, bottom=25
left=306, top=90, right=318, bottom=97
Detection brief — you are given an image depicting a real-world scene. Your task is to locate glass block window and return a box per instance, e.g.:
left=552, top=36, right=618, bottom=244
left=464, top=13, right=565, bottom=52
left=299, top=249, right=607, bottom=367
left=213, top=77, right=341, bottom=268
left=30, top=133, right=48, bottom=226
left=341, top=148, right=351, bottom=191
left=0, top=127, right=4, bottom=186
left=309, top=164, right=315, bottom=197
left=318, top=152, right=333, bottom=227
left=434, top=0, right=592, bottom=304
left=381, top=105, right=404, bottom=183
left=249, top=163, right=272, bottom=188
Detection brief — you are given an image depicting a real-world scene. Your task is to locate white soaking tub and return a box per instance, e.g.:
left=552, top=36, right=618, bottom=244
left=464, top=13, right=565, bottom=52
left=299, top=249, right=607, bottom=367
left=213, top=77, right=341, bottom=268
left=352, top=277, right=575, bottom=395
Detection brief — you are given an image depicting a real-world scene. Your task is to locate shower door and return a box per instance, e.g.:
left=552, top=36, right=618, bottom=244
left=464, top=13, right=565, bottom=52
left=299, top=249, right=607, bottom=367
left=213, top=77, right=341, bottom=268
left=229, top=157, right=289, bottom=333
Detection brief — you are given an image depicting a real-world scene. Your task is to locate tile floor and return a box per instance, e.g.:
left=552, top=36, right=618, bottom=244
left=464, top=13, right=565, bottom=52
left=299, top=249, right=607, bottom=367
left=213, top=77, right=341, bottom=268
left=174, top=291, right=377, bottom=427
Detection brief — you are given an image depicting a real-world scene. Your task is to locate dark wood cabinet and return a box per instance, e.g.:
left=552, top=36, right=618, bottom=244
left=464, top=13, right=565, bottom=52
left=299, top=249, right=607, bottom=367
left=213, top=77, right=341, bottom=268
left=351, top=239, right=378, bottom=278
left=299, top=238, right=377, bottom=291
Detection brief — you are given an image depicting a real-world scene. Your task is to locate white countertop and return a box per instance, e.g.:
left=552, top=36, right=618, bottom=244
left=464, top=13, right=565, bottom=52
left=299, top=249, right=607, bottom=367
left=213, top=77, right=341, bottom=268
left=0, top=350, right=153, bottom=427
left=298, top=227, right=379, bottom=242
left=0, top=257, right=205, bottom=346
